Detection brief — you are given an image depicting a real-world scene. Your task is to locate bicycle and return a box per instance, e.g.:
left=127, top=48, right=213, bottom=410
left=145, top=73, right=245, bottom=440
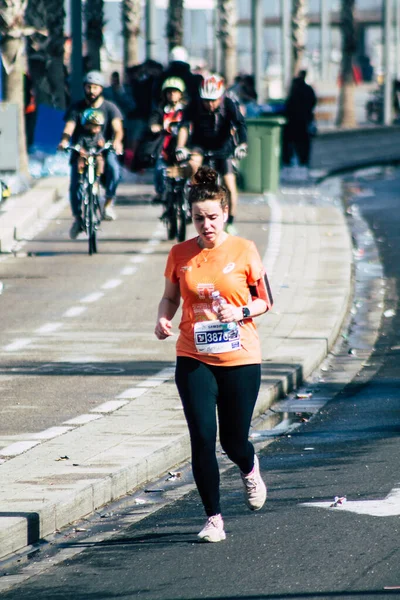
left=161, top=164, right=189, bottom=242
left=67, top=142, right=112, bottom=255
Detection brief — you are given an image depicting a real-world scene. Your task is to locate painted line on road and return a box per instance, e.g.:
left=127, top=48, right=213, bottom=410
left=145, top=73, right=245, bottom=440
left=80, top=291, right=105, bottom=303
left=116, top=388, right=147, bottom=399
left=35, top=322, right=64, bottom=334
left=29, top=426, right=74, bottom=440
left=102, top=279, right=122, bottom=290
left=63, top=306, right=88, bottom=318
left=130, top=256, right=145, bottom=264
left=120, top=266, right=137, bottom=276
left=63, top=413, right=103, bottom=426
left=3, top=338, right=33, bottom=352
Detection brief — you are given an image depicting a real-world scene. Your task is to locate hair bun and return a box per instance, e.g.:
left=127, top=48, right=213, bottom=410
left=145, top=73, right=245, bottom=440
left=192, top=166, right=218, bottom=186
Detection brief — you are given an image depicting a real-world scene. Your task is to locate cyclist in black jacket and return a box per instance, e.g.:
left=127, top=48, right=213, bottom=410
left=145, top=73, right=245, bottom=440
left=176, top=74, right=247, bottom=235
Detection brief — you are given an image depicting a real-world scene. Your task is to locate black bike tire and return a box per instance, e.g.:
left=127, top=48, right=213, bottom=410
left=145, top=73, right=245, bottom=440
left=166, top=192, right=177, bottom=241
left=177, top=190, right=187, bottom=242
left=88, top=186, right=96, bottom=255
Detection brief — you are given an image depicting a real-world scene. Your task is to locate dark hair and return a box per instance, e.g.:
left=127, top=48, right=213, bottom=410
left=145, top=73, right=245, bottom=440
left=188, top=166, right=228, bottom=208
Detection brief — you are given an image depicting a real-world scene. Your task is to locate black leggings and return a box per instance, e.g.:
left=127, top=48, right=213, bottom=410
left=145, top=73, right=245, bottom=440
left=175, top=357, right=261, bottom=516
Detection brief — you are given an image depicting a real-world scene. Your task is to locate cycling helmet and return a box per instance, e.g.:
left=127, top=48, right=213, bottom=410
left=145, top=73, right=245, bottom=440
left=162, top=77, right=186, bottom=93
left=81, top=108, right=105, bottom=126
left=200, top=74, right=225, bottom=100
left=169, top=46, right=188, bottom=63
left=83, top=70, right=105, bottom=88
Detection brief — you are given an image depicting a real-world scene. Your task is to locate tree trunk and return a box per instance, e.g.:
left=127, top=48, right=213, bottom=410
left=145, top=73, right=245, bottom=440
left=217, top=0, right=237, bottom=86
left=45, top=0, right=66, bottom=109
left=1, top=35, right=29, bottom=176
left=166, top=0, right=184, bottom=52
left=291, top=0, right=308, bottom=78
left=337, top=0, right=357, bottom=128
left=26, top=0, right=52, bottom=105
left=85, top=0, right=104, bottom=71
left=122, top=0, right=141, bottom=70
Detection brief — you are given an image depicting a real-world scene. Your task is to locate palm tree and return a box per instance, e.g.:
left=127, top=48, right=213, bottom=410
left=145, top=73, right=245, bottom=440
left=217, top=0, right=236, bottom=86
left=45, top=0, right=66, bottom=109
left=166, top=0, right=184, bottom=52
left=122, top=0, right=141, bottom=70
left=26, top=0, right=50, bottom=105
left=336, top=0, right=357, bottom=128
left=0, top=0, right=29, bottom=176
left=85, top=0, right=104, bottom=71
left=291, top=0, right=308, bottom=78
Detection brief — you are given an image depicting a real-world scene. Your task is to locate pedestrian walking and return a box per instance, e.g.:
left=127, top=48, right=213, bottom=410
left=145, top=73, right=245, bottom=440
left=282, top=70, right=317, bottom=180
left=154, top=166, right=273, bottom=542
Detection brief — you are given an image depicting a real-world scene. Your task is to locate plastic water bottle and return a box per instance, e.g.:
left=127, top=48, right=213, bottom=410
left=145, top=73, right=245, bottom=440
left=211, top=290, right=227, bottom=314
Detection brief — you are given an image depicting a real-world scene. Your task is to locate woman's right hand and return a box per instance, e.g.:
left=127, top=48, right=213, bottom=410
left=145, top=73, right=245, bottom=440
left=155, top=318, right=173, bottom=340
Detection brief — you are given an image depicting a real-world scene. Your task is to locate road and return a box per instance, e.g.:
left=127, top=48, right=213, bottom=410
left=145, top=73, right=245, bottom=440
left=0, top=170, right=399, bottom=599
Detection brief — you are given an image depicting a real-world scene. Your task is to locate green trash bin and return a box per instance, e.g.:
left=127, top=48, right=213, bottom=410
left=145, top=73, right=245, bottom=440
left=239, top=116, right=286, bottom=194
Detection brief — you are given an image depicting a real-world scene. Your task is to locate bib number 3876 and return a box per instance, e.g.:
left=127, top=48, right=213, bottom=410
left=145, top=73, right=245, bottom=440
left=194, top=321, right=241, bottom=354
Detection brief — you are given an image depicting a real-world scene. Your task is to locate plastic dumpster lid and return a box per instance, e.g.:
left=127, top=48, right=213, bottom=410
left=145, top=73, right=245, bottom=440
left=246, top=116, right=287, bottom=126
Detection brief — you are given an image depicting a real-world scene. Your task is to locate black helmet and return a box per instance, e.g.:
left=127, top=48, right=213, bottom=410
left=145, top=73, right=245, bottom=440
left=83, top=70, right=105, bottom=88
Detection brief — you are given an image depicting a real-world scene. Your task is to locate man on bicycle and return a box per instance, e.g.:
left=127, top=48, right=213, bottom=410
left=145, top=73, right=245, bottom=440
left=58, top=71, right=124, bottom=239
left=175, top=74, right=247, bottom=235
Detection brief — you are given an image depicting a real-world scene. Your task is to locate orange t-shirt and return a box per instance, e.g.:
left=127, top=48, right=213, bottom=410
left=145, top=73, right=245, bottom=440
left=165, top=235, right=269, bottom=367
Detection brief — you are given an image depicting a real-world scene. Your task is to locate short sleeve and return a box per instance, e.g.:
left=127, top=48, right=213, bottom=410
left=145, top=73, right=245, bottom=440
left=246, top=241, right=265, bottom=285
left=108, top=101, right=123, bottom=121
left=64, top=103, right=79, bottom=123
left=164, top=246, right=179, bottom=284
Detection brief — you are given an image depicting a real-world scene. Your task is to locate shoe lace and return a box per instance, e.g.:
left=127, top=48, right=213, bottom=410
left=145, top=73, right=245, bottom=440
left=206, top=515, right=222, bottom=529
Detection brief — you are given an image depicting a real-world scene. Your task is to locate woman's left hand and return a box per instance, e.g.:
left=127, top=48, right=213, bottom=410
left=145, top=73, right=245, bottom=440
left=217, top=304, right=243, bottom=323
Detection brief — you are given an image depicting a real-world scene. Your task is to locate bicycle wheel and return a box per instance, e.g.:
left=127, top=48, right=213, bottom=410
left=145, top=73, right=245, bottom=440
left=165, top=192, right=177, bottom=241
left=87, top=187, right=97, bottom=255
left=177, top=189, right=187, bottom=242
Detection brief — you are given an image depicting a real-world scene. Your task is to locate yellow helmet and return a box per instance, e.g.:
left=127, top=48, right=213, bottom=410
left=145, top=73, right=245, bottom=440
left=162, top=77, right=186, bottom=93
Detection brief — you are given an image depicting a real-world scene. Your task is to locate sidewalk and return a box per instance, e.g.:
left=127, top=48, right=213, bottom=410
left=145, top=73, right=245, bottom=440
left=0, top=174, right=353, bottom=560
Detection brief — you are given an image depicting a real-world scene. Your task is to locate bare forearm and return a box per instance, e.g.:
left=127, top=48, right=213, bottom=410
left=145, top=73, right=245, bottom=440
left=157, top=297, right=180, bottom=321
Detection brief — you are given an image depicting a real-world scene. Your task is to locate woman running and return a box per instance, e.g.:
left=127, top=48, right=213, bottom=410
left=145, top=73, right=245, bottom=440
left=155, top=166, right=273, bottom=542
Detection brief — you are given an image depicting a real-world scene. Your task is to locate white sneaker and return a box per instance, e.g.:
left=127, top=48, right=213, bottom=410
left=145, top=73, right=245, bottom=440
left=69, top=218, right=83, bottom=239
left=241, top=454, right=267, bottom=511
left=103, top=204, right=117, bottom=221
left=198, top=514, right=226, bottom=543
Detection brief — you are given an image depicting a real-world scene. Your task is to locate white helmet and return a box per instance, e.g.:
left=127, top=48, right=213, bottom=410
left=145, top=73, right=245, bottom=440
left=169, top=46, right=189, bottom=63
left=200, top=74, right=225, bottom=100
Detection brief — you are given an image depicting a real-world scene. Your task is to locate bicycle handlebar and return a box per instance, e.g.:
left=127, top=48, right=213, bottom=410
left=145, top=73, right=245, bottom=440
left=63, top=141, right=114, bottom=156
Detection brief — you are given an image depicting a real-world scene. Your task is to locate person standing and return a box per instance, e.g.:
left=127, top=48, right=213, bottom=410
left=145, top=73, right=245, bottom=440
left=282, top=70, right=317, bottom=179
left=58, top=71, right=124, bottom=237
left=154, top=166, right=273, bottom=543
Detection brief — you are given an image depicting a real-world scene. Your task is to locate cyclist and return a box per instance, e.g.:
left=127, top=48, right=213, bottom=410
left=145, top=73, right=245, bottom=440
left=175, top=74, right=248, bottom=235
left=75, top=108, right=106, bottom=179
left=149, top=77, right=187, bottom=206
left=58, top=71, right=124, bottom=239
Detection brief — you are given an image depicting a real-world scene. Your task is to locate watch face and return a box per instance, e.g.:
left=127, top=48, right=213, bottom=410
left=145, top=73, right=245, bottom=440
left=242, top=307, right=251, bottom=318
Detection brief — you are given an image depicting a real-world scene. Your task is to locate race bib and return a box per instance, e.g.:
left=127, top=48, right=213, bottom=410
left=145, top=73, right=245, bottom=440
left=194, top=321, right=241, bottom=354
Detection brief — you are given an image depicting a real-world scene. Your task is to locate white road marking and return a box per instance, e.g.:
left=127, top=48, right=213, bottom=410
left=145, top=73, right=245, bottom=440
left=130, top=256, right=145, bottom=264
left=29, top=426, right=74, bottom=440
left=63, top=306, right=87, bottom=318
left=35, top=322, right=64, bottom=334
left=120, top=266, right=137, bottom=276
left=63, top=414, right=103, bottom=425
left=0, top=440, right=40, bottom=457
left=90, top=400, right=130, bottom=413
left=116, top=388, right=147, bottom=399
left=301, top=486, right=400, bottom=517
left=102, top=279, right=122, bottom=290
left=137, top=367, right=175, bottom=388
left=80, top=291, right=105, bottom=303
left=3, top=338, right=32, bottom=352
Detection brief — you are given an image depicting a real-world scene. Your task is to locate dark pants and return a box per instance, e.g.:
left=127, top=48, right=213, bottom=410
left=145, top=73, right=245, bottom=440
left=282, top=124, right=312, bottom=167
left=175, top=357, right=261, bottom=516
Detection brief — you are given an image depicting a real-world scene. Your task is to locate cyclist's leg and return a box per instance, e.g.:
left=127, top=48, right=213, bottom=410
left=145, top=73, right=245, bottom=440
left=69, top=163, right=84, bottom=239
left=153, top=155, right=165, bottom=204
left=221, top=158, right=238, bottom=233
left=103, top=151, right=121, bottom=220
left=188, top=150, right=203, bottom=177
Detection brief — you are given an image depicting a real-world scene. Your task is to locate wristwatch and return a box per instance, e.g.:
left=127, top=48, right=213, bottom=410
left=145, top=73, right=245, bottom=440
left=242, top=306, right=251, bottom=319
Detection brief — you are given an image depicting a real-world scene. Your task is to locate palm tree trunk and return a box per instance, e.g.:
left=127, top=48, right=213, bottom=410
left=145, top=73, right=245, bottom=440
left=336, top=0, right=357, bottom=128
left=122, top=0, right=141, bottom=69
left=45, top=0, right=66, bottom=109
left=26, top=0, right=51, bottom=105
left=85, top=0, right=104, bottom=71
left=217, top=0, right=237, bottom=86
left=1, top=35, right=29, bottom=176
left=291, top=0, right=308, bottom=78
left=166, top=0, right=184, bottom=52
